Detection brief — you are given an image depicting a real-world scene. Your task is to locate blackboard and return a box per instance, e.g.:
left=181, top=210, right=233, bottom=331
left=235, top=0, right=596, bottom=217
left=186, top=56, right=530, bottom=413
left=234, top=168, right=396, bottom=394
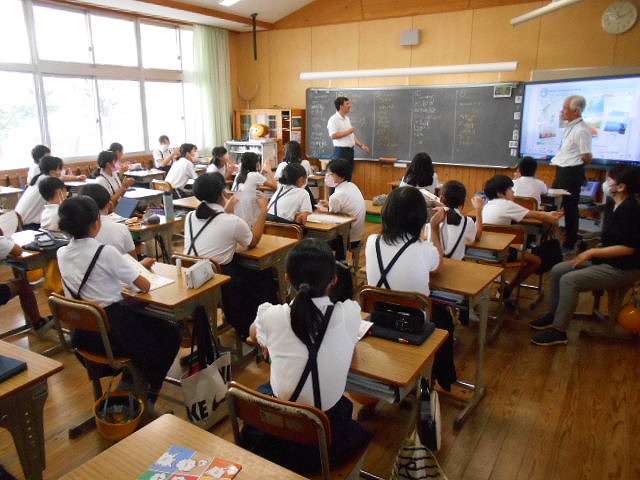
left=306, top=83, right=524, bottom=168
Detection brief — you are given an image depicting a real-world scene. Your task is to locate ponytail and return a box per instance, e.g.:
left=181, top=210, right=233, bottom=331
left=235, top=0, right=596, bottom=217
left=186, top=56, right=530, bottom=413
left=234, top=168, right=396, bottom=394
left=290, top=282, right=325, bottom=349
left=195, top=201, right=220, bottom=220
left=446, top=207, right=462, bottom=226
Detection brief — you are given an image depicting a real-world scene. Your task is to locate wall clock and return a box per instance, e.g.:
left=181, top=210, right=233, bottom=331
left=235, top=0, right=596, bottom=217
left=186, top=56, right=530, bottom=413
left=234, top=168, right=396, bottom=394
left=602, top=1, right=638, bottom=34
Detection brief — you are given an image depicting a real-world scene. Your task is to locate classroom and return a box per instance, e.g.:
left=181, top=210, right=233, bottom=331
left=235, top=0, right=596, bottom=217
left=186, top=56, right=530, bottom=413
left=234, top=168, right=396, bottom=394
left=1, top=1, right=640, bottom=479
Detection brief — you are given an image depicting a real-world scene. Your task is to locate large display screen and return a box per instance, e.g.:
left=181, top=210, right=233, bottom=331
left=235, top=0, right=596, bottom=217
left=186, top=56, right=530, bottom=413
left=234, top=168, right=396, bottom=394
left=520, top=75, right=640, bottom=165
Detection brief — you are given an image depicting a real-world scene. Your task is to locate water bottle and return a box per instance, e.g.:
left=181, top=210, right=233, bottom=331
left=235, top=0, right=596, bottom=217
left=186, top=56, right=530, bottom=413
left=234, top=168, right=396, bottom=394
left=163, top=191, right=174, bottom=221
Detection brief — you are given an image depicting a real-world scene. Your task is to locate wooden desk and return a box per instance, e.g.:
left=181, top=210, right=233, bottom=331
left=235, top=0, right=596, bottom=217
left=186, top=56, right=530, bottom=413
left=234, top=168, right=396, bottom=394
left=0, top=341, right=63, bottom=480
left=464, top=231, right=515, bottom=263
left=123, top=169, right=166, bottom=186
left=123, top=186, right=163, bottom=202
left=308, top=173, right=330, bottom=200
left=388, top=180, right=400, bottom=190
left=127, top=216, right=183, bottom=262
left=303, top=215, right=354, bottom=256
left=173, top=195, right=199, bottom=210
left=60, top=414, right=306, bottom=480
left=430, top=258, right=503, bottom=430
left=0, top=186, right=23, bottom=209
left=235, top=235, right=299, bottom=302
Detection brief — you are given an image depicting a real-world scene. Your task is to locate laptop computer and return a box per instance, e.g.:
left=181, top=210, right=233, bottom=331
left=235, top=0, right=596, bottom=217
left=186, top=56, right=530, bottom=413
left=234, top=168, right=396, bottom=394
left=0, top=355, right=27, bottom=383
left=113, top=197, right=139, bottom=221
left=579, top=181, right=600, bottom=204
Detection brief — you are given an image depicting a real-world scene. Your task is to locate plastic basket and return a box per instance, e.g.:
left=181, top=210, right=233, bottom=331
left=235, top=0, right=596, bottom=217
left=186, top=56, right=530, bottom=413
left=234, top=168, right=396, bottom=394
left=94, top=389, right=144, bottom=440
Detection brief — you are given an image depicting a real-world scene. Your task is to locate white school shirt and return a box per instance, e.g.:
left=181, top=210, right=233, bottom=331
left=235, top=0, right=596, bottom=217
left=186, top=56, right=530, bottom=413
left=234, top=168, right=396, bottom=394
left=328, top=181, right=366, bottom=242
left=57, top=237, right=139, bottom=307
left=254, top=296, right=360, bottom=410
left=327, top=112, right=355, bottom=148
left=482, top=198, right=529, bottom=225
left=399, top=171, right=440, bottom=194
left=365, top=234, right=440, bottom=296
left=274, top=160, right=313, bottom=179
left=40, top=204, right=60, bottom=231
left=183, top=203, right=253, bottom=265
left=232, top=171, right=265, bottom=192
left=96, top=215, right=135, bottom=255
left=512, top=176, right=548, bottom=206
left=165, top=157, right=198, bottom=191
left=267, top=185, right=312, bottom=221
left=152, top=146, right=173, bottom=168
left=206, top=163, right=228, bottom=177
left=15, top=176, right=47, bottom=225
left=0, top=236, right=15, bottom=260
left=551, top=118, right=592, bottom=167
left=27, top=164, right=40, bottom=185
left=427, top=208, right=477, bottom=260
left=95, top=170, right=122, bottom=196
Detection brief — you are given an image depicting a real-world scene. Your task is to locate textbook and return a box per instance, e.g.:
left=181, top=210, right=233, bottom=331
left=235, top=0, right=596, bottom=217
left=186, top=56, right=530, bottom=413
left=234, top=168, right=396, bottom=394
left=138, top=445, right=241, bottom=480
left=306, top=213, right=352, bottom=224
left=121, top=254, right=175, bottom=292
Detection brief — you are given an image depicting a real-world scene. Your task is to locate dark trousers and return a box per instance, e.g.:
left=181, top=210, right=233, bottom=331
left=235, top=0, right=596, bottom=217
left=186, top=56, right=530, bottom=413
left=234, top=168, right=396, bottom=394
left=332, top=146, right=355, bottom=164
left=553, top=164, right=585, bottom=248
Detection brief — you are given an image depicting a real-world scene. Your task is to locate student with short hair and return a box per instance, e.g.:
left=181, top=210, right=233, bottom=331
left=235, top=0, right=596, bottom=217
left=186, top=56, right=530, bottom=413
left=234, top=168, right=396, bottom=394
left=38, top=176, right=66, bottom=231
left=79, top=183, right=135, bottom=256
left=27, top=144, right=51, bottom=184
left=184, top=173, right=277, bottom=338
left=165, top=143, right=199, bottom=196
left=153, top=135, right=179, bottom=171
left=512, top=156, right=548, bottom=206
left=95, top=150, right=136, bottom=207
left=483, top=174, right=563, bottom=302
left=248, top=239, right=372, bottom=472
left=57, top=196, right=181, bottom=405
left=109, top=142, right=129, bottom=174
left=16, top=156, right=64, bottom=229
left=207, top=146, right=235, bottom=180
left=267, top=164, right=312, bottom=225
left=400, top=152, right=440, bottom=194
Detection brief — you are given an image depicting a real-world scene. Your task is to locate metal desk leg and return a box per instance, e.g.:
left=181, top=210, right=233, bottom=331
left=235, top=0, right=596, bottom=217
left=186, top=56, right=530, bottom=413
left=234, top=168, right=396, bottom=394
left=0, top=381, right=48, bottom=480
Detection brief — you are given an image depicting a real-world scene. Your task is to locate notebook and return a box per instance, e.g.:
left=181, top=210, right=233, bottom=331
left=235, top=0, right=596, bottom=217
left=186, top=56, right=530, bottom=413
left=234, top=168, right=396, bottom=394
left=0, top=355, right=27, bottom=383
left=113, top=197, right=139, bottom=220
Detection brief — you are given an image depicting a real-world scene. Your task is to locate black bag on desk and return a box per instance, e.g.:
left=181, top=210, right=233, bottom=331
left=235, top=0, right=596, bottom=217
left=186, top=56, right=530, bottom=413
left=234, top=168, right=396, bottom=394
left=370, top=302, right=435, bottom=345
left=23, top=231, right=69, bottom=252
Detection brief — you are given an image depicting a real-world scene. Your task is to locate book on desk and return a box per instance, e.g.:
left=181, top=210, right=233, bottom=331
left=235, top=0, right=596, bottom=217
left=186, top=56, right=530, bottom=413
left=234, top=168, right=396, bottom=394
left=0, top=355, right=27, bottom=383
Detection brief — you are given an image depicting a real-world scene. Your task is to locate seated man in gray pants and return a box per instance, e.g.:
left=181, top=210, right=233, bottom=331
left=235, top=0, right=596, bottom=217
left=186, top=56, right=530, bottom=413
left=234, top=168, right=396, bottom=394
left=530, top=164, right=640, bottom=346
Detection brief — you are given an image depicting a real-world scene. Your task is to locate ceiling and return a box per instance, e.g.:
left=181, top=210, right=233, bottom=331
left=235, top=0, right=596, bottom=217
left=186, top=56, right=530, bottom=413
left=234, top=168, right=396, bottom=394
left=65, top=0, right=316, bottom=31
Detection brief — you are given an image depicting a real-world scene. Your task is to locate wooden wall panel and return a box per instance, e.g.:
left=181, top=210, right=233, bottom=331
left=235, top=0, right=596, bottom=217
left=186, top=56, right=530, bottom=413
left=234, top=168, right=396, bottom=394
left=268, top=28, right=312, bottom=108
left=613, top=22, right=640, bottom=66
left=276, top=0, right=364, bottom=29
left=310, top=23, right=361, bottom=90
left=232, top=31, right=271, bottom=109
left=361, top=0, right=470, bottom=19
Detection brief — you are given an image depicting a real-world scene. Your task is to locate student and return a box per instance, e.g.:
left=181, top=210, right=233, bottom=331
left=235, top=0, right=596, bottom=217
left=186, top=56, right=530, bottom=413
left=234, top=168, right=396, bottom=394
left=79, top=183, right=135, bottom=256
left=267, top=164, right=312, bottom=225
left=165, top=143, right=199, bottom=196
left=530, top=165, right=640, bottom=346
left=317, top=158, right=366, bottom=258
left=16, top=156, right=64, bottom=229
left=483, top=174, right=563, bottom=302
left=183, top=173, right=276, bottom=338
left=431, top=180, right=483, bottom=260
left=231, top=151, right=277, bottom=227
left=57, top=196, right=181, bottom=405
left=95, top=150, right=136, bottom=206
left=400, top=152, right=440, bottom=194
left=248, top=238, right=372, bottom=472
left=0, top=234, right=53, bottom=336
left=274, top=140, right=313, bottom=179
left=513, top=156, right=548, bottom=206
left=38, top=176, right=66, bottom=231
left=109, top=142, right=130, bottom=174
left=152, top=135, right=179, bottom=172
left=207, top=146, right=235, bottom=180
left=27, top=144, right=50, bottom=185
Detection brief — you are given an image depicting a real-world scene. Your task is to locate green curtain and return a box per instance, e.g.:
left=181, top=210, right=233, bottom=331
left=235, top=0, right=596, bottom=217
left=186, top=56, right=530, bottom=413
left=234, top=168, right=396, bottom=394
left=189, top=25, right=232, bottom=154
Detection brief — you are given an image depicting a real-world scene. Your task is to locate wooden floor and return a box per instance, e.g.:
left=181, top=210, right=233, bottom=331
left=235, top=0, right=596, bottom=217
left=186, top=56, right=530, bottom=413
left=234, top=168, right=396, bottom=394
left=1, top=221, right=639, bottom=480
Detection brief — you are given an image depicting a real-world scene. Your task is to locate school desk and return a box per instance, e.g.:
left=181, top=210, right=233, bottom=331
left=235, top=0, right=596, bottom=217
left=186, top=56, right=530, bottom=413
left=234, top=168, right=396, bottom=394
left=308, top=173, right=329, bottom=200
left=235, top=234, right=299, bottom=302
left=0, top=340, right=63, bottom=480
left=127, top=216, right=183, bottom=263
left=59, top=414, right=306, bottom=480
left=0, top=186, right=23, bottom=210
left=123, top=168, right=166, bottom=186
left=430, top=257, right=503, bottom=430
left=63, top=178, right=99, bottom=195
left=465, top=230, right=515, bottom=262
left=303, top=214, right=354, bottom=256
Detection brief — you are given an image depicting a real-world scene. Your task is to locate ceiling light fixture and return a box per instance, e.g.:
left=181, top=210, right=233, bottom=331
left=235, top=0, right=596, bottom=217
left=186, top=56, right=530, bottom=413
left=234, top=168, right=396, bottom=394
left=219, top=0, right=242, bottom=7
left=510, top=0, right=584, bottom=26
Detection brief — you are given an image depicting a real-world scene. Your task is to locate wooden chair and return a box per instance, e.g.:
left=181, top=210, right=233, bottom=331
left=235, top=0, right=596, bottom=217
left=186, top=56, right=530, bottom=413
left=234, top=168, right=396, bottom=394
left=48, top=292, right=147, bottom=439
left=226, top=381, right=369, bottom=480
left=513, top=196, right=539, bottom=211
left=358, top=285, right=431, bottom=316
left=264, top=221, right=304, bottom=239
left=151, top=179, right=173, bottom=193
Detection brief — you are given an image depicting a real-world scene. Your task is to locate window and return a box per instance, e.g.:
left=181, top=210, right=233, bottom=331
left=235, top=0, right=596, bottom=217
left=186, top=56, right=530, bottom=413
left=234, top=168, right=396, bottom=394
left=145, top=82, right=185, bottom=148
left=0, top=72, right=41, bottom=168
left=33, top=5, right=91, bottom=63
left=97, top=79, right=144, bottom=151
left=43, top=76, right=99, bottom=157
left=90, top=15, right=138, bottom=67
left=141, top=23, right=180, bottom=70
left=0, top=0, right=31, bottom=63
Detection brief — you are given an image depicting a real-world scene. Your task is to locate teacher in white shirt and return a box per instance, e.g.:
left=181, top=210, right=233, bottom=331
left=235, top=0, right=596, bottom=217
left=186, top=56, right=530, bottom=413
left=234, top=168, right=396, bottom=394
left=327, top=97, right=370, bottom=167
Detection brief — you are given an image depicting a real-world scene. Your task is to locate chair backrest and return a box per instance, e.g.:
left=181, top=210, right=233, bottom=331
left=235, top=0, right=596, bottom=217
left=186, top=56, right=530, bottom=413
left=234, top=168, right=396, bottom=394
left=264, top=221, right=304, bottom=240
left=47, top=292, right=118, bottom=362
left=513, top=196, right=538, bottom=211
left=482, top=223, right=528, bottom=248
left=358, top=286, right=431, bottom=315
left=152, top=180, right=173, bottom=192
left=171, top=252, right=221, bottom=273
left=226, top=381, right=333, bottom=479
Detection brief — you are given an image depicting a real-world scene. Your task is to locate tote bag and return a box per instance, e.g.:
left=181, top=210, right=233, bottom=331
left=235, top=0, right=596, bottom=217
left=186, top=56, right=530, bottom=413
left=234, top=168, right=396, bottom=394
left=391, top=430, right=448, bottom=480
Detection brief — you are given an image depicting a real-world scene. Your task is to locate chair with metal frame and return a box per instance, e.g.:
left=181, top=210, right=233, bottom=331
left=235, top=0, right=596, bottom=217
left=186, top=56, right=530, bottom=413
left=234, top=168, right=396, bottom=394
left=264, top=221, right=304, bottom=240
left=47, top=292, right=147, bottom=439
left=226, top=381, right=370, bottom=480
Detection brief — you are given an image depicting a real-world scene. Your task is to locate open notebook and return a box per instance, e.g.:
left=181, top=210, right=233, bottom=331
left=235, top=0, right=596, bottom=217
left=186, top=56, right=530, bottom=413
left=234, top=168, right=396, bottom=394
left=306, top=213, right=352, bottom=224
left=121, top=254, right=175, bottom=291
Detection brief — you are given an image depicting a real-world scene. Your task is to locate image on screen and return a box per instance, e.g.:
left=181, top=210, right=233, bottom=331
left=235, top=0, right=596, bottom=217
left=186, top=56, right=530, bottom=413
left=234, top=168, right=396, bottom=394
left=519, top=75, right=640, bottom=165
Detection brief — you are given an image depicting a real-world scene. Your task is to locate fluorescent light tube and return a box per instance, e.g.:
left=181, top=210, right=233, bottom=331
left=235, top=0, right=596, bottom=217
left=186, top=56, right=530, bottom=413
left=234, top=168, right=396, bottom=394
left=219, top=0, right=242, bottom=6
left=510, top=0, right=584, bottom=26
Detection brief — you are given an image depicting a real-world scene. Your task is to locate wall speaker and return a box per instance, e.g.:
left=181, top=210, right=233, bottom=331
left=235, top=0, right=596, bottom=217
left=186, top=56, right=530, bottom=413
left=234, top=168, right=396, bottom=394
left=400, top=29, right=421, bottom=46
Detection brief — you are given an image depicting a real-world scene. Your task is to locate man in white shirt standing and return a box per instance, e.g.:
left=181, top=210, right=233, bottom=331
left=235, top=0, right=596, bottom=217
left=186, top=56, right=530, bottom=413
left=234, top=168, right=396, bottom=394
left=327, top=97, right=370, bottom=167
left=551, top=95, right=593, bottom=252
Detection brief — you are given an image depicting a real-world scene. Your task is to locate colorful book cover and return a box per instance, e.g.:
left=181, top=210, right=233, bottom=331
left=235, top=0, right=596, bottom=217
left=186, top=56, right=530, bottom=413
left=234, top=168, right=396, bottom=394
left=138, top=445, right=241, bottom=480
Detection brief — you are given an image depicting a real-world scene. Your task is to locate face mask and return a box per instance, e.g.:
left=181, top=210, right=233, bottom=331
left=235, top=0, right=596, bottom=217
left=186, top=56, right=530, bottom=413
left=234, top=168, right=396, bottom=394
left=602, top=181, right=616, bottom=197
left=324, top=174, right=337, bottom=188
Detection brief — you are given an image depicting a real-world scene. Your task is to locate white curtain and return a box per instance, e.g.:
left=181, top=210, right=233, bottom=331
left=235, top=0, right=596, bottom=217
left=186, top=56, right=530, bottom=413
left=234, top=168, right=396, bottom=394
left=188, top=25, right=232, bottom=154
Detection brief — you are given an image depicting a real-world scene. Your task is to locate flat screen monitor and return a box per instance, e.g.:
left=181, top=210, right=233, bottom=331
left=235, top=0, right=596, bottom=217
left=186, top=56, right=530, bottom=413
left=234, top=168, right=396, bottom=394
left=519, top=75, right=640, bottom=166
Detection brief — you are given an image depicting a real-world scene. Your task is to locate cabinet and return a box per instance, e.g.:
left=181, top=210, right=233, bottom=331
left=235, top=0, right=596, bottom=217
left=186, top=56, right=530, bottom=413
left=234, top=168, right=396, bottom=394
left=233, top=108, right=305, bottom=161
left=224, top=140, right=278, bottom=170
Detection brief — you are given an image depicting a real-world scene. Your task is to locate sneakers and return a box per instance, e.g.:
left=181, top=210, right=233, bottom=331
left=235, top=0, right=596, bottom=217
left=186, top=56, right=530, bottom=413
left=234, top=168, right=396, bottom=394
left=531, top=328, right=568, bottom=346
left=529, top=313, right=554, bottom=330
left=33, top=316, right=55, bottom=339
